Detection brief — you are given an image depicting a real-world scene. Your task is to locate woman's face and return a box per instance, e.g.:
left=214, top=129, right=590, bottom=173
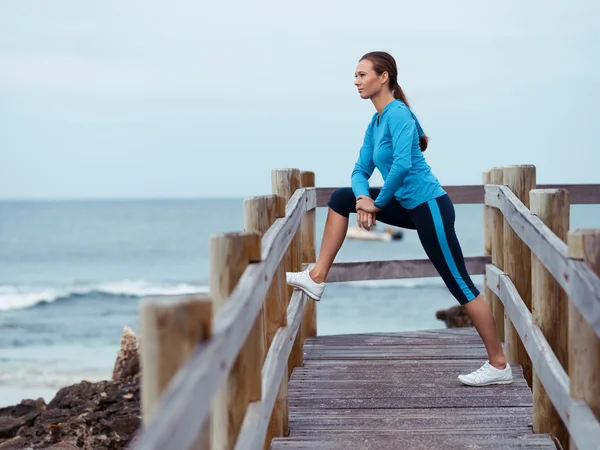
left=354, top=59, right=386, bottom=99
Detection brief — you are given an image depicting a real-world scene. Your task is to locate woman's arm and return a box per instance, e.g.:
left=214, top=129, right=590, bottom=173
left=351, top=123, right=375, bottom=199
left=373, top=110, right=414, bottom=209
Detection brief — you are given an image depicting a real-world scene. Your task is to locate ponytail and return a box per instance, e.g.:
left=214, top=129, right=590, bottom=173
left=393, top=84, right=428, bottom=152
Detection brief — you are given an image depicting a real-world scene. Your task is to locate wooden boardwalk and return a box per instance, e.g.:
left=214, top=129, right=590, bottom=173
left=270, top=327, right=557, bottom=449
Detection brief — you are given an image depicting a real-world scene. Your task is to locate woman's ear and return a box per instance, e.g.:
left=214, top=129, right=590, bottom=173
left=381, top=71, right=389, bottom=85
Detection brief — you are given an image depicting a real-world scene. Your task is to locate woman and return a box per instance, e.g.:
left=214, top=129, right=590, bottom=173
left=286, top=51, right=512, bottom=387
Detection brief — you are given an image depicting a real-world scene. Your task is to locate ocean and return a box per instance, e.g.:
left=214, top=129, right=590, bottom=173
left=1, top=198, right=599, bottom=407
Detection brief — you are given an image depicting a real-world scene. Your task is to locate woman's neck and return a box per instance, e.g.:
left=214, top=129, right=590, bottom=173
left=372, top=91, right=396, bottom=116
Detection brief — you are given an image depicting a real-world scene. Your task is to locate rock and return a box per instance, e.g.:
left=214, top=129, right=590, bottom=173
left=0, top=399, right=46, bottom=439
left=0, top=325, right=142, bottom=449
left=436, top=304, right=473, bottom=328
left=47, top=443, right=79, bottom=450
left=0, top=436, right=29, bottom=449
left=112, top=326, right=140, bottom=382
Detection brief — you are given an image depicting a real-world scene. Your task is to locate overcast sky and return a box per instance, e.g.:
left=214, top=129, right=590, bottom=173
left=1, top=0, right=599, bottom=199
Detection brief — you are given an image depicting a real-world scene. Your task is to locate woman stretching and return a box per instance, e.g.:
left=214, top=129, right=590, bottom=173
left=286, top=51, right=512, bottom=387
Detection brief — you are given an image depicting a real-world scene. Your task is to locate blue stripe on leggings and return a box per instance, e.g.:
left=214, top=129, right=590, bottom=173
left=427, top=199, right=476, bottom=302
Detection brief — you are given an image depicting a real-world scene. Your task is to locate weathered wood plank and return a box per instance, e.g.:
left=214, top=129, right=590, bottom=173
left=277, top=427, right=538, bottom=437
left=307, top=256, right=490, bottom=282
left=270, top=434, right=556, bottom=449
left=304, top=336, right=484, bottom=346
left=288, top=386, right=529, bottom=398
left=131, top=188, right=315, bottom=450
left=289, top=395, right=532, bottom=409
left=287, top=408, right=533, bottom=430
left=291, top=369, right=527, bottom=382
left=316, top=183, right=600, bottom=207
left=303, top=349, right=488, bottom=360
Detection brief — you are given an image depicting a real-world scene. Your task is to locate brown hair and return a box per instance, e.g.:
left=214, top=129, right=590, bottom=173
left=359, top=51, right=429, bottom=152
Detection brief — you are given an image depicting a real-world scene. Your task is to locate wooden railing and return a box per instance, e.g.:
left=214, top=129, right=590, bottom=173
left=482, top=165, right=600, bottom=450
left=129, top=166, right=600, bottom=450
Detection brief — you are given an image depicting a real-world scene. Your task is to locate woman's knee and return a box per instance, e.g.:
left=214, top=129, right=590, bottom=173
left=327, top=188, right=355, bottom=217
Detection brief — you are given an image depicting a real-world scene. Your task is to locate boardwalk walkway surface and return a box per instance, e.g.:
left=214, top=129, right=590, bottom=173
left=270, top=327, right=557, bottom=449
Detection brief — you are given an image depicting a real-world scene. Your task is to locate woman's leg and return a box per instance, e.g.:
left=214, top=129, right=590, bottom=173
left=287, top=188, right=415, bottom=300
left=410, top=195, right=508, bottom=372
left=309, top=206, right=348, bottom=283
left=310, top=187, right=416, bottom=283
left=463, top=295, right=506, bottom=368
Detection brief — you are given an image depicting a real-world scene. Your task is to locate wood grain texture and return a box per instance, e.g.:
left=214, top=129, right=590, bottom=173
left=529, top=189, right=570, bottom=448
left=311, top=256, right=489, bottom=283
left=140, top=295, right=213, bottom=423
left=268, top=327, right=555, bottom=450
left=210, top=232, right=263, bottom=450
left=568, top=229, right=600, bottom=448
left=487, top=264, right=600, bottom=450
left=243, top=194, right=289, bottom=446
left=272, top=168, right=304, bottom=378
left=300, top=172, right=317, bottom=340
left=502, top=165, right=536, bottom=387
left=483, top=171, right=493, bottom=308
left=316, top=183, right=600, bottom=207
left=490, top=168, right=505, bottom=341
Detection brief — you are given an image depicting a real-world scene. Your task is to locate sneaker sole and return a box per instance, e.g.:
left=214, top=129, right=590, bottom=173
left=458, top=378, right=513, bottom=387
left=287, top=283, right=321, bottom=301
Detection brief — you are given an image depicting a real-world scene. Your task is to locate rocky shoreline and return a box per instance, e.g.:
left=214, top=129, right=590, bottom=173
left=0, top=328, right=141, bottom=450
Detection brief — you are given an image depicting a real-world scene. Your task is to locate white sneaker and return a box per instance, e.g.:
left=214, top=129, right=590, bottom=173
left=458, top=361, right=513, bottom=387
left=286, top=269, right=325, bottom=301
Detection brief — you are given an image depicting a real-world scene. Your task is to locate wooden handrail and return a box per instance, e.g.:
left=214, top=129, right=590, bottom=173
left=486, top=265, right=600, bottom=449
left=131, top=187, right=315, bottom=450
left=486, top=184, right=600, bottom=338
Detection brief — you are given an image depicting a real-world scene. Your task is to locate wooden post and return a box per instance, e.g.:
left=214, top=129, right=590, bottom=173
left=272, top=168, right=303, bottom=378
left=482, top=170, right=492, bottom=307
left=300, top=171, right=317, bottom=338
left=502, top=165, right=536, bottom=387
left=530, top=189, right=570, bottom=448
left=210, top=232, right=263, bottom=450
left=242, top=195, right=289, bottom=446
left=568, top=229, right=600, bottom=450
left=140, top=295, right=213, bottom=447
left=490, top=167, right=505, bottom=341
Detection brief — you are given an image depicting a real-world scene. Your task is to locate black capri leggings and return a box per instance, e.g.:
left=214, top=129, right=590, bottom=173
left=328, top=188, right=480, bottom=305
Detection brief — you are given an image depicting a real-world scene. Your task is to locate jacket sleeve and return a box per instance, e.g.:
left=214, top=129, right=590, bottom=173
left=350, top=123, right=375, bottom=198
left=373, top=110, right=414, bottom=208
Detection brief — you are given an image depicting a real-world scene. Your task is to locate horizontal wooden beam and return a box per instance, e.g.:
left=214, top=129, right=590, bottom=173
left=302, top=256, right=490, bottom=283
left=316, top=184, right=600, bottom=207
left=131, top=188, right=315, bottom=450
left=486, top=264, right=600, bottom=450
left=235, top=289, right=306, bottom=450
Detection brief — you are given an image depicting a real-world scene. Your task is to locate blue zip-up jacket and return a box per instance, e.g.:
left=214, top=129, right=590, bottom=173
left=351, top=100, right=446, bottom=210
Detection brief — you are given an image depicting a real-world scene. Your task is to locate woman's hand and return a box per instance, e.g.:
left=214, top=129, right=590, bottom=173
left=355, top=195, right=378, bottom=230
left=357, top=209, right=376, bottom=230
left=356, top=195, right=381, bottom=214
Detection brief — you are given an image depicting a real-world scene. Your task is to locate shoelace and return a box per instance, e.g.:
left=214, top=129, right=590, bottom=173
left=471, top=362, right=491, bottom=377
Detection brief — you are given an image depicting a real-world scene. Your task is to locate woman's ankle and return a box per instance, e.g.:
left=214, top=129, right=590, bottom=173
left=489, top=356, right=507, bottom=370
left=309, top=268, right=326, bottom=284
